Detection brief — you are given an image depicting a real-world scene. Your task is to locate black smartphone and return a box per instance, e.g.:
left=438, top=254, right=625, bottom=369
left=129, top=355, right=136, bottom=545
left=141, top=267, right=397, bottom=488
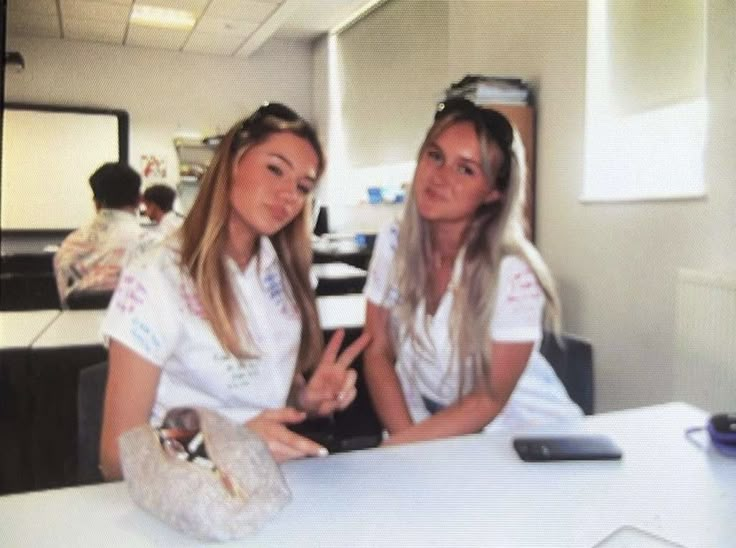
left=302, top=431, right=381, bottom=454
left=513, top=435, right=622, bottom=462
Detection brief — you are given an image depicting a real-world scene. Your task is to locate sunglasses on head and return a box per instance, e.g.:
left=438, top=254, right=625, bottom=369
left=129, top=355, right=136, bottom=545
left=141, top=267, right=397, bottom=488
left=240, top=102, right=302, bottom=132
left=435, top=97, right=513, bottom=151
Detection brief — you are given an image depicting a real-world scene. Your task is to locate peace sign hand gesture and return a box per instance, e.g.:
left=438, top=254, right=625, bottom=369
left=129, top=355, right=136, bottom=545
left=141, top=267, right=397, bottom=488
left=296, top=329, right=371, bottom=417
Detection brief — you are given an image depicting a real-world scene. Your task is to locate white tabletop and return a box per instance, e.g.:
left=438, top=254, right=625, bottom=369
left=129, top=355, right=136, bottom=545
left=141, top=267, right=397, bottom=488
left=26, top=296, right=365, bottom=350
left=30, top=309, right=107, bottom=349
left=0, top=402, right=732, bottom=547
left=0, top=309, right=60, bottom=349
left=316, top=294, right=366, bottom=330
left=311, top=262, right=367, bottom=279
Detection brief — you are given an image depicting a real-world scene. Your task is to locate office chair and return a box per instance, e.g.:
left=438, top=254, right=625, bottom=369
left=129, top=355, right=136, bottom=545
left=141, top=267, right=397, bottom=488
left=77, top=361, right=109, bottom=485
left=540, top=332, right=595, bottom=415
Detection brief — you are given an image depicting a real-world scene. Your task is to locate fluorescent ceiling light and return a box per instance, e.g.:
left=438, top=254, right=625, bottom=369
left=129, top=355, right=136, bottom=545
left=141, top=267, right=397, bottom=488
left=130, top=5, right=196, bottom=30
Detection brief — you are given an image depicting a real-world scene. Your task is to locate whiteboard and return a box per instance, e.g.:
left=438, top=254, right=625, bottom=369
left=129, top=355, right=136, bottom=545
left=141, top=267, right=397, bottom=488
left=1, top=105, right=127, bottom=230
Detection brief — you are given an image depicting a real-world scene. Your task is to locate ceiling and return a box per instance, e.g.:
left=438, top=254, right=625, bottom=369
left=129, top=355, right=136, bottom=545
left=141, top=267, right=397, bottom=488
left=6, top=0, right=378, bottom=57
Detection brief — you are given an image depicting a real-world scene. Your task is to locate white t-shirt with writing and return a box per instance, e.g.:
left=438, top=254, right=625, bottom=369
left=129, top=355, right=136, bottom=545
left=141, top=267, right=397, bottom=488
left=364, top=221, right=582, bottom=430
left=53, top=209, right=155, bottom=303
left=157, top=211, right=184, bottom=236
left=101, top=237, right=302, bottom=426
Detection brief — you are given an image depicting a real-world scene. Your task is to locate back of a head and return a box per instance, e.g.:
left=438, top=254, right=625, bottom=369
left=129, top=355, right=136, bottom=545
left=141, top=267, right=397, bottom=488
left=143, top=184, right=176, bottom=213
left=89, top=162, right=141, bottom=209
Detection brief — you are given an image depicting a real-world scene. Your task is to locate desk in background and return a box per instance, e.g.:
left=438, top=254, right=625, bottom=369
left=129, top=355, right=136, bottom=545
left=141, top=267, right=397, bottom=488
left=312, top=262, right=367, bottom=296
left=28, top=310, right=107, bottom=490
left=1, top=244, right=60, bottom=311
left=0, top=403, right=732, bottom=547
left=0, top=310, right=60, bottom=494
left=312, top=235, right=374, bottom=271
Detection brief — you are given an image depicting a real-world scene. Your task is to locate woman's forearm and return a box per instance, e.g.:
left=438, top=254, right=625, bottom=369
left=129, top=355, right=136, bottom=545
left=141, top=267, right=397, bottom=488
left=384, top=390, right=503, bottom=446
left=363, top=350, right=413, bottom=434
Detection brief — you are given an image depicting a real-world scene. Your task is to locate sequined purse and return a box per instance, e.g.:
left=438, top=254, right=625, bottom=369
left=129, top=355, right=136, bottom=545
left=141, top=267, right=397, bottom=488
left=118, top=407, right=291, bottom=541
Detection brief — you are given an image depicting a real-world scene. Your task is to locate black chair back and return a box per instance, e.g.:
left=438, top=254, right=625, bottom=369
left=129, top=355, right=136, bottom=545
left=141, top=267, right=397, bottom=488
left=540, top=332, right=595, bottom=415
left=77, top=361, right=109, bottom=485
left=66, top=289, right=114, bottom=310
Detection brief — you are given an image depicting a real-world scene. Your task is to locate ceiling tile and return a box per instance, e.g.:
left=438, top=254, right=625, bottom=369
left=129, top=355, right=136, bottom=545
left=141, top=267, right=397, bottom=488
left=204, top=0, right=280, bottom=23
left=183, top=31, right=248, bottom=56
left=7, top=14, right=61, bottom=38
left=64, top=18, right=127, bottom=43
left=61, top=0, right=131, bottom=22
left=132, top=0, right=210, bottom=17
left=74, top=0, right=132, bottom=5
left=8, top=0, right=58, bottom=16
left=126, top=25, right=190, bottom=50
left=195, top=16, right=258, bottom=36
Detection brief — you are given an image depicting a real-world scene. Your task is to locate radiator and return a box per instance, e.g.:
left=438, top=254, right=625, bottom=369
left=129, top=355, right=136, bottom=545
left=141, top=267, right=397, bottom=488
left=675, top=269, right=736, bottom=412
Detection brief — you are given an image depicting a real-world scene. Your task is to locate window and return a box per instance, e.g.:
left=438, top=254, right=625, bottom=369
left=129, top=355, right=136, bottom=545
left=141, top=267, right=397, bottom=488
left=582, top=0, right=707, bottom=202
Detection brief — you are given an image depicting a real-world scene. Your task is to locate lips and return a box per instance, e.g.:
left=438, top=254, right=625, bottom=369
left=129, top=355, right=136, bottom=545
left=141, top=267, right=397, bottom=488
left=424, top=186, right=449, bottom=201
left=267, top=204, right=290, bottom=223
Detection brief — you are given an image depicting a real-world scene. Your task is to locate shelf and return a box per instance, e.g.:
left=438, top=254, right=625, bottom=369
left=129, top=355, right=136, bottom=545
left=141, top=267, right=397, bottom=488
left=174, top=138, right=217, bottom=173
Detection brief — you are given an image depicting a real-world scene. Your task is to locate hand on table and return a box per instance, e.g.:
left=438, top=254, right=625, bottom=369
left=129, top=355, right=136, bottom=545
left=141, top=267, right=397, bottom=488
left=246, top=407, right=327, bottom=462
left=296, top=329, right=371, bottom=417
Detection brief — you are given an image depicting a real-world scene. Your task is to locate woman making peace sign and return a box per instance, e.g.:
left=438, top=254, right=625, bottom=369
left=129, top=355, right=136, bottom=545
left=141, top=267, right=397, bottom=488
left=99, top=104, right=368, bottom=480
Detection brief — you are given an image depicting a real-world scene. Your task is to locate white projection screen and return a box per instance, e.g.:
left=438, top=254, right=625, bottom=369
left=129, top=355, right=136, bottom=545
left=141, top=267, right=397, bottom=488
left=1, top=104, right=129, bottom=230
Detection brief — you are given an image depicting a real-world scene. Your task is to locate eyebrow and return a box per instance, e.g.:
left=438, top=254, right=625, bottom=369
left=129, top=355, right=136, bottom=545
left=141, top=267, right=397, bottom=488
left=269, top=152, right=317, bottom=183
left=427, top=141, right=482, bottom=168
left=269, top=152, right=293, bottom=168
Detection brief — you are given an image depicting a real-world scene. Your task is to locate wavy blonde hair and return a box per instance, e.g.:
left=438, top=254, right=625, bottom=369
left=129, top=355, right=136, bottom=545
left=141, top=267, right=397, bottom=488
left=393, top=106, right=561, bottom=396
left=179, top=106, right=325, bottom=374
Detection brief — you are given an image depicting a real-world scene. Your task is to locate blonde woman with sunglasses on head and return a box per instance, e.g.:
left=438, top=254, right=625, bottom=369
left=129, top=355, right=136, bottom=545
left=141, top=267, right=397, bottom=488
left=363, top=99, right=581, bottom=446
left=99, top=104, right=369, bottom=480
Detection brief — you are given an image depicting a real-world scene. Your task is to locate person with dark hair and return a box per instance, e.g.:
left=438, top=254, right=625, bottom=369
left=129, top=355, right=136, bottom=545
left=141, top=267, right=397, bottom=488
left=142, top=184, right=183, bottom=235
left=54, top=162, right=152, bottom=305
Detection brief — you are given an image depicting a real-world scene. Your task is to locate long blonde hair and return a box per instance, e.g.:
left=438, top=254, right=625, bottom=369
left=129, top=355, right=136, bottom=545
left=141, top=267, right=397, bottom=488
left=393, top=102, right=561, bottom=396
left=179, top=104, right=325, bottom=374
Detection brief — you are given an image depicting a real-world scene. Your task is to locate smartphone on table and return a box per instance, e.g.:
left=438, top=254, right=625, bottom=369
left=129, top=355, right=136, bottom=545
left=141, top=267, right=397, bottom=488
left=513, top=435, right=622, bottom=462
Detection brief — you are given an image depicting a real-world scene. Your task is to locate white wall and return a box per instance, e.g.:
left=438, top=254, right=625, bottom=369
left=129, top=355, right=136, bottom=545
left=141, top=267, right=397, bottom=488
left=4, top=35, right=314, bottom=220
left=321, top=0, right=736, bottom=412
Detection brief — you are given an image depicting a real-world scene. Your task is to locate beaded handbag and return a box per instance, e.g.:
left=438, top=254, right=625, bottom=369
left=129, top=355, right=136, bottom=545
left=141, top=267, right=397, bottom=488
left=118, top=407, right=291, bottom=541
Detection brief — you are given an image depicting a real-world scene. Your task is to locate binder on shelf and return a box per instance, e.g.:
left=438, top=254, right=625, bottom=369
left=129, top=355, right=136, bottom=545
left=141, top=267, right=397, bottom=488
left=445, top=75, right=532, bottom=106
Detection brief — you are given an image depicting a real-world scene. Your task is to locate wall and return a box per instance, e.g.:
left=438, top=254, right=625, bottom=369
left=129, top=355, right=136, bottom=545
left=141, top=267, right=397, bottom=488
left=3, top=35, right=314, bottom=211
left=325, top=0, right=736, bottom=412
left=312, top=1, right=449, bottom=230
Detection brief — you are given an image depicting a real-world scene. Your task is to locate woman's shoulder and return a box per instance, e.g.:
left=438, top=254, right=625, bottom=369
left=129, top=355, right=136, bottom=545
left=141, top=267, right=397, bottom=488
left=374, top=220, right=401, bottom=255
left=499, top=253, right=532, bottom=272
left=126, top=237, right=184, bottom=279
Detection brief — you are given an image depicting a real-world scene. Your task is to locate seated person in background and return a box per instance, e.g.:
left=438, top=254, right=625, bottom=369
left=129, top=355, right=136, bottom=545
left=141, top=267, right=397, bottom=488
left=362, top=98, right=582, bottom=446
left=54, top=162, right=152, bottom=305
left=142, top=183, right=183, bottom=235
left=99, top=103, right=369, bottom=480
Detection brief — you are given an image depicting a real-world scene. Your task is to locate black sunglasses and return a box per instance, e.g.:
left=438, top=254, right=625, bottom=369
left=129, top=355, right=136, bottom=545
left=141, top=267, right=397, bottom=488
left=240, top=102, right=301, bottom=131
left=435, top=97, right=514, bottom=186
left=435, top=98, right=513, bottom=150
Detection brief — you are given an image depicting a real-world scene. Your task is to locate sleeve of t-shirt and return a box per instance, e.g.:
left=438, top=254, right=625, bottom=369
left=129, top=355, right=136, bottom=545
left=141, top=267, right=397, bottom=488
left=490, top=255, right=545, bottom=342
left=363, top=222, right=400, bottom=307
left=100, top=251, right=182, bottom=367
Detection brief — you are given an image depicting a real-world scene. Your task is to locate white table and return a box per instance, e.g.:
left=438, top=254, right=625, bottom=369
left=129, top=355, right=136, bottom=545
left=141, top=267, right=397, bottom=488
left=317, top=294, right=366, bottom=330
left=311, top=262, right=367, bottom=279
left=0, top=310, right=60, bottom=349
left=25, top=296, right=365, bottom=350
left=30, top=309, right=107, bottom=349
left=0, top=402, right=732, bottom=547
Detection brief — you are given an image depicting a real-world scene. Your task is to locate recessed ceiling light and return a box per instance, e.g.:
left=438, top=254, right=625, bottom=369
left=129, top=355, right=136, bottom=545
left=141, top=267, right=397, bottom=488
left=130, top=5, right=196, bottom=30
